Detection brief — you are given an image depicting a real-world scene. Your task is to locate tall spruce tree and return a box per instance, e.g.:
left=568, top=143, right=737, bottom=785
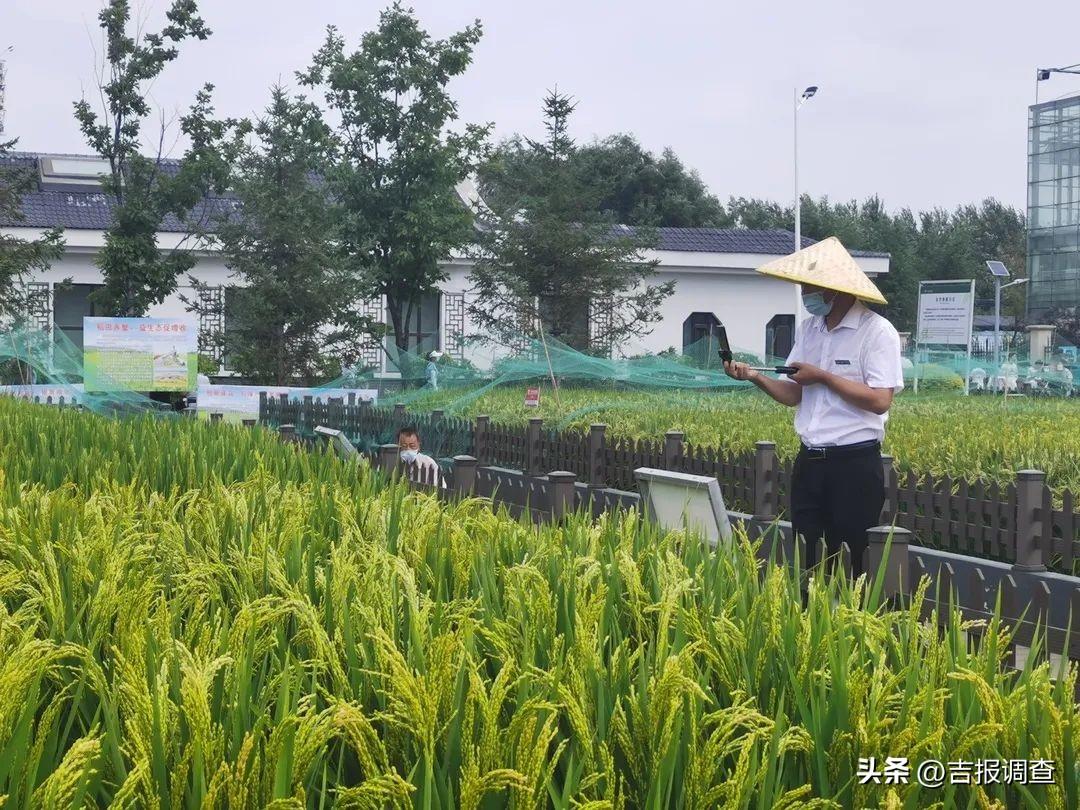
left=74, top=0, right=238, bottom=316
left=186, top=87, right=374, bottom=384
left=469, top=91, right=672, bottom=353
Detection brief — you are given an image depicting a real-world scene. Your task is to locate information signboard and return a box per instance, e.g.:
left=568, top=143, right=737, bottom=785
left=634, top=468, right=732, bottom=548
left=84, top=317, right=198, bottom=392
left=196, top=384, right=379, bottom=422
left=0, top=384, right=84, bottom=405
left=916, top=280, right=975, bottom=347
left=524, top=386, right=540, bottom=408
left=915, top=280, right=975, bottom=394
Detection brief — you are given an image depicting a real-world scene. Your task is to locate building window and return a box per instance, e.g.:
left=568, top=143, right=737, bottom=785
left=222, top=286, right=244, bottom=370
left=589, top=296, right=614, bottom=357
left=38, top=156, right=111, bottom=192
left=357, top=297, right=385, bottom=370
left=53, top=283, right=106, bottom=354
left=1027, top=95, right=1080, bottom=317
left=24, top=282, right=52, bottom=334
left=387, top=293, right=441, bottom=355
left=682, top=312, right=722, bottom=365
left=443, top=292, right=466, bottom=360
left=766, top=314, right=796, bottom=360
left=539, top=295, right=590, bottom=351
left=197, top=285, right=226, bottom=366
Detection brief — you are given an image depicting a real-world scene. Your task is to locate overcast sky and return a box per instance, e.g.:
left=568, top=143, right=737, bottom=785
left=5, top=0, right=1080, bottom=214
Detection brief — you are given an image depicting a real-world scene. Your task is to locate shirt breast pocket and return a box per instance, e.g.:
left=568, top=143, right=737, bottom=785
left=832, top=359, right=864, bottom=382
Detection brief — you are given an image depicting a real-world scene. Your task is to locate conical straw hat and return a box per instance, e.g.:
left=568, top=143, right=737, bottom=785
left=755, top=236, right=887, bottom=304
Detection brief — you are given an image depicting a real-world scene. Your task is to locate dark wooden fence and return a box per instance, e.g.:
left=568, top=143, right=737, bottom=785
left=259, top=394, right=1080, bottom=573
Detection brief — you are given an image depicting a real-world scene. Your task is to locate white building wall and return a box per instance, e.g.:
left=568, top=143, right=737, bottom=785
left=7, top=226, right=889, bottom=374
left=439, top=256, right=815, bottom=364
left=439, top=261, right=502, bottom=371
left=33, top=250, right=232, bottom=295
left=150, top=258, right=233, bottom=320
left=16, top=227, right=234, bottom=325
left=625, top=268, right=798, bottom=358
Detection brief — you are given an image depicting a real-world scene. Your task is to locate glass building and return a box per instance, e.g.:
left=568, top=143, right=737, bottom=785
left=1028, top=94, right=1080, bottom=317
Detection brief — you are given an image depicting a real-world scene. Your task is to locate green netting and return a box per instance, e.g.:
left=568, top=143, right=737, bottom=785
left=300, top=330, right=1062, bottom=465
left=309, top=332, right=781, bottom=459
left=904, top=347, right=1075, bottom=396
left=331, top=333, right=784, bottom=403
left=325, top=330, right=1076, bottom=411
left=4, top=318, right=1075, bottom=460
left=0, top=326, right=172, bottom=414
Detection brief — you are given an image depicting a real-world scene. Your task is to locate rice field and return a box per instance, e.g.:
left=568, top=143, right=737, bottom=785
left=407, top=386, right=1080, bottom=495
left=1, top=398, right=1078, bottom=808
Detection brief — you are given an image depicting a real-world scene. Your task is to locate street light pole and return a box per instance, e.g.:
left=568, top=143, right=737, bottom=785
left=994, top=277, right=1029, bottom=369
left=793, top=88, right=800, bottom=253
left=1037, top=64, right=1080, bottom=102
left=994, top=276, right=1002, bottom=369
left=793, top=85, right=818, bottom=253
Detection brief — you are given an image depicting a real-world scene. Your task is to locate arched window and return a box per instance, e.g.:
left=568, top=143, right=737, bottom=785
left=766, top=314, right=796, bottom=360
left=682, top=312, right=722, bottom=365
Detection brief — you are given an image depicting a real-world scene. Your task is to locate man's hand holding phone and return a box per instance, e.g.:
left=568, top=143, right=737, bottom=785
left=723, top=360, right=760, bottom=382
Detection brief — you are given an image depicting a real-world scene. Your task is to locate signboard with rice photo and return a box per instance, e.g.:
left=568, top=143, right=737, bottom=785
left=84, top=317, right=198, bottom=393
left=524, top=386, right=540, bottom=408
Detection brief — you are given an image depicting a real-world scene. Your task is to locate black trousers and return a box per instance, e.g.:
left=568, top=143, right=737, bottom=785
left=790, top=444, right=884, bottom=577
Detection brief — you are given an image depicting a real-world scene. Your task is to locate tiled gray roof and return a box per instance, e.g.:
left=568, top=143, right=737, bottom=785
left=2, top=152, right=890, bottom=259
left=0, top=151, right=236, bottom=232
left=616, top=225, right=889, bottom=258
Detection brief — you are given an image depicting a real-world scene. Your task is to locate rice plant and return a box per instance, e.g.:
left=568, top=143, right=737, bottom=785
left=0, top=398, right=1077, bottom=808
left=409, top=385, right=1080, bottom=496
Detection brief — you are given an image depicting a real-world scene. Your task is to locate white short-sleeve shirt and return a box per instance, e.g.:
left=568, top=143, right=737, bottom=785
left=785, top=300, right=904, bottom=447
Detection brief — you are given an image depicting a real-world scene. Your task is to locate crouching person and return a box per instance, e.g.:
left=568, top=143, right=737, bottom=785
left=397, top=425, right=447, bottom=488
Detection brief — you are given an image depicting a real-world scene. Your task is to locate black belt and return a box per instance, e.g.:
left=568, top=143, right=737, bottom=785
left=799, top=439, right=881, bottom=460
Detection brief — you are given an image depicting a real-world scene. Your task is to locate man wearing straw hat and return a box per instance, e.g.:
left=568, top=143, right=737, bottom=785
left=724, top=237, right=903, bottom=578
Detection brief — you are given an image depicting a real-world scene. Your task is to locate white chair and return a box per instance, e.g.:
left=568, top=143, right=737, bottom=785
left=994, top=361, right=1019, bottom=394
left=1062, top=368, right=1075, bottom=397
left=969, top=368, right=986, bottom=391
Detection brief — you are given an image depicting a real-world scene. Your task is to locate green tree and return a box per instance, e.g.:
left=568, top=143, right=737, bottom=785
left=469, top=90, right=672, bottom=353
left=0, top=141, right=64, bottom=320
left=185, top=87, right=375, bottom=385
left=74, top=0, right=238, bottom=316
left=727, top=194, right=1026, bottom=332
left=482, top=132, right=729, bottom=227
left=1047, top=306, right=1080, bottom=350
left=299, top=3, right=489, bottom=369
left=953, top=199, right=1028, bottom=319
left=725, top=196, right=793, bottom=232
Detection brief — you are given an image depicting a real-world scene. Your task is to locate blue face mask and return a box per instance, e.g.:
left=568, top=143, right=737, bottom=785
left=400, top=449, right=419, bottom=464
left=802, top=292, right=835, bottom=317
